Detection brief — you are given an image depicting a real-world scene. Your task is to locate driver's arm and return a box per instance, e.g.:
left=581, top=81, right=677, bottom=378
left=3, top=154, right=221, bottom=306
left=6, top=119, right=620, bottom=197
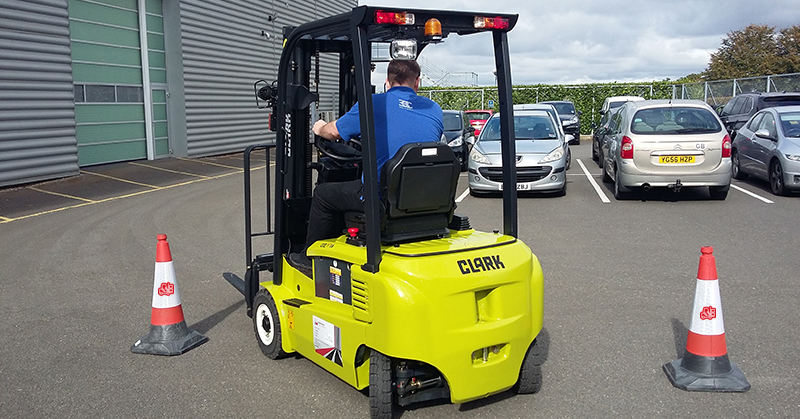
left=313, top=119, right=342, bottom=140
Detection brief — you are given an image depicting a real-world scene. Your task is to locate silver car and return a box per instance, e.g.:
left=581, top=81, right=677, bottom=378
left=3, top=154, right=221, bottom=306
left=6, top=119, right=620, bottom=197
left=468, top=109, right=568, bottom=196
left=599, top=99, right=732, bottom=200
left=731, top=105, right=800, bottom=195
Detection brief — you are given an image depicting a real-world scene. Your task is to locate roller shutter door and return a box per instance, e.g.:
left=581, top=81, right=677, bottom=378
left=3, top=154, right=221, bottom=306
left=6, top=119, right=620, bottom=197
left=0, top=0, right=79, bottom=187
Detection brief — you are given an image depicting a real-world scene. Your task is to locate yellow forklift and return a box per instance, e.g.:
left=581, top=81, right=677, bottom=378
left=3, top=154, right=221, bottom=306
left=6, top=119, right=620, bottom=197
left=223, top=6, right=544, bottom=418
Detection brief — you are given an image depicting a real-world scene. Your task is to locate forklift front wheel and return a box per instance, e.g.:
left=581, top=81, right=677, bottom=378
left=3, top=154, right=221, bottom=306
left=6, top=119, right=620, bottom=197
left=253, top=290, right=287, bottom=359
left=369, top=350, right=395, bottom=419
left=512, top=339, right=543, bottom=394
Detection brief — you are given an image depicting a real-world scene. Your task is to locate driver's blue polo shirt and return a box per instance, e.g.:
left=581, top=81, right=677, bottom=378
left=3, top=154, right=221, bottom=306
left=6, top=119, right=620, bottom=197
left=335, top=86, right=444, bottom=183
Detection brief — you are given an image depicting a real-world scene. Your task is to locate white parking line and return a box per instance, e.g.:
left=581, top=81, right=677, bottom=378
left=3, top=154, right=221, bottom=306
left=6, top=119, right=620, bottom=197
left=577, top=159, right=611, bottom=203
left=730, top=184, right=774, bottom=204
left=456, top=187, right=470, bottom=203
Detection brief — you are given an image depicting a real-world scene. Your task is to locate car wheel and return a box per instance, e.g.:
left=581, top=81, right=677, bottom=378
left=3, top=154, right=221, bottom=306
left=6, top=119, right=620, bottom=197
left=709, top=186, right=729, bottom=200
left=253, top=290, right=287, bottom=359
left=731, top=150, right=748, bottom=180
left=369, top=350, right=394, bottom=419
left=613, top=168, right=629, bottom=200
left=601, top=154, right=612, bottom=183
left=591, top=140, right=599, bottom=161
left=770, top=160, right=786, bottom=196
left=460, top=156, right=468, bottom=172
left=512, top=339, right=543, bottom=394
left=565, top=148, right=571, bottom=171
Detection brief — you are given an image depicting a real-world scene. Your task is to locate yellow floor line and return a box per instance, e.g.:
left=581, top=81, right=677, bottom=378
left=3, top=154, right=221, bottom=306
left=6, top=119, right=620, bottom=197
left=80, top=170, right=160, bottom=189
left=0, top=216, right=12, bottom=223
left=129, top=162, right=210, bottom=178
left=177, top=157, right=244, bottom=171
left=29, top=187, right=95, bottom=203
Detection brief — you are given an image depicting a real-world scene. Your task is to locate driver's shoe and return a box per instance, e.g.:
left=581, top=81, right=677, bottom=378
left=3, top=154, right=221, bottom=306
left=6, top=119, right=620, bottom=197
left=288, top=252, right=313, bottom=274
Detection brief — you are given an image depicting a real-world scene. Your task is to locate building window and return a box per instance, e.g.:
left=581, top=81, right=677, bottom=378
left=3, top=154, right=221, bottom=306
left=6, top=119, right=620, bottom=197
left=74, top=85, right=85, bottom=103
left=117, top=86, right=144, bottom=103
left=85, top=85, right=115, bottom=102
left=74, top=84, right=145, bottom=103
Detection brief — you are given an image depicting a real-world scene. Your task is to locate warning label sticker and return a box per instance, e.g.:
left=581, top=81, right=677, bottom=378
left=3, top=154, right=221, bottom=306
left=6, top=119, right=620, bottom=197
left=313, top=315, right=342, bottom=366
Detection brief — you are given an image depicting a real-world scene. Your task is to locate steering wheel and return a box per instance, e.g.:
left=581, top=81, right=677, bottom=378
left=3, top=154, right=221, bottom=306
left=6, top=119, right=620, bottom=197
left=315, top=135, right=362, bottom=162
left=785, top=127, right=800, bottom=137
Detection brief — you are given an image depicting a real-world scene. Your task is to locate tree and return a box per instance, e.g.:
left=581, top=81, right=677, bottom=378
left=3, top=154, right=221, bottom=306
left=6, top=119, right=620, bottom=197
left=704, top=24, right=778, bottom=80
left=702, top=24, right=800, bottom=81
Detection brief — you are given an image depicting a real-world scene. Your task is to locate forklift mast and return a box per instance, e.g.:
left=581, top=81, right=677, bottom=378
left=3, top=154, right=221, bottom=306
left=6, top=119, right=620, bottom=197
left=264, top=6, right=519, bottom=285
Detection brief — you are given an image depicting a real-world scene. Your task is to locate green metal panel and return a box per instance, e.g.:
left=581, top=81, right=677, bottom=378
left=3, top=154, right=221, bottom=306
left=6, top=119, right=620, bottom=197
left=145, top=0, right=161, bottom=14
left=78, top=140, right=147, bottom=166
left=147, top=33, right=164, bottom=50
left=71, top=42, right=141, bottom=66
left=69, top=1, right=138, bottom=29
left=148, top=51, right=166, bottom=68
left=69, top=20, right=140, bottom=47
left=154, top=120, right=168, bottom=138
left=76, top=122, right=145, bottom=144
left=152, top=90, right=166, bottom=102
left=152, top=103, right=167, bottom=120
left=149, top=68, right=166, bottom=83
left=72, top=63, right=143, bottom=84
left=155, top=138, right=169, bottom=155
left=75, top=104, right=145, bottom=123
left=92, top=0, right=137, bottom=11
left=146, top=15, right=163, bottom=33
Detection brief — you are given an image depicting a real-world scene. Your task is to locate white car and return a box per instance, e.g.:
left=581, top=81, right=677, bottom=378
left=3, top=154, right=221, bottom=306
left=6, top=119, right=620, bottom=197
left=600, top=95, right=645, bottom=115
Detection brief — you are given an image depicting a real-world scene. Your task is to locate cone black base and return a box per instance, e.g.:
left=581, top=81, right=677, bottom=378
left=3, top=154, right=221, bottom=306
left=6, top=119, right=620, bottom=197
left=663, top=355, right=750, bottom=392
left=131, top=321, right=208, bottom=356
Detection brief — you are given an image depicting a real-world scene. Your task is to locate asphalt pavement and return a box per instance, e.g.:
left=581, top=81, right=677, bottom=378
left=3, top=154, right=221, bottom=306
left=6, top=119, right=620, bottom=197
left=1, top=141, right=799, bottom=418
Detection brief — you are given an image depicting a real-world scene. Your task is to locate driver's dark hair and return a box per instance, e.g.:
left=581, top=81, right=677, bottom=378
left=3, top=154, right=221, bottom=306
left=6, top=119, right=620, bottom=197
left=387, top=59, right=420, bottom=86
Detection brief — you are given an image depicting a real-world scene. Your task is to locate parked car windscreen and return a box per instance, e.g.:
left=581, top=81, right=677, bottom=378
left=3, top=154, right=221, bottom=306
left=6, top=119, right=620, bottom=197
left=549, top=102, right=576, bottom=115
left=480, top=113, right=558, bottom=141
left=780, top=111, right=800, bottom=137
left=443, top=112, right=463, bottom=131
left=630, top=107, right=722, bottom=135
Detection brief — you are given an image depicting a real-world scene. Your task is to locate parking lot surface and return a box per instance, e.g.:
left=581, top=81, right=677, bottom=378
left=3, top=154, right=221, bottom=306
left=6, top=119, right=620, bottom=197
left=1, top=141, right=799, bottom=418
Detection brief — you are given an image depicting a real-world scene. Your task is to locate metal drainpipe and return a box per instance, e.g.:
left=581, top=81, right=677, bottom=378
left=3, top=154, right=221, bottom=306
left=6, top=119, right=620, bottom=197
left=138, top=0, right=155, bottom=160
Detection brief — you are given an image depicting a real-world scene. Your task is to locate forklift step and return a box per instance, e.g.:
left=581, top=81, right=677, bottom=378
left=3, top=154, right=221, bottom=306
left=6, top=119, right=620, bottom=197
left=283, top=298, right=312, bottom=308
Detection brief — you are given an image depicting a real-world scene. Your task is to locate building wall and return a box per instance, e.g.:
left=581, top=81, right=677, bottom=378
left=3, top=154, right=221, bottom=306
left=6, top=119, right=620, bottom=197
left=174, top=0, right=355, bottom=158
left=0, top=0, right=79, bottom=187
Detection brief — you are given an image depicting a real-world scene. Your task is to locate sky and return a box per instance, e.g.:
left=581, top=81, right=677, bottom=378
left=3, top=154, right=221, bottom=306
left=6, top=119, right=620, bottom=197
left=360, top=0, right=800, bottom=86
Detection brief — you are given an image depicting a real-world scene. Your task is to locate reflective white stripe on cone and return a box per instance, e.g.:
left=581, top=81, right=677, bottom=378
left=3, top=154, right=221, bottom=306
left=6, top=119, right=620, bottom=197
left=662, top=246, right=749, bottom=392
left=131, top=234, right=208, bottom=356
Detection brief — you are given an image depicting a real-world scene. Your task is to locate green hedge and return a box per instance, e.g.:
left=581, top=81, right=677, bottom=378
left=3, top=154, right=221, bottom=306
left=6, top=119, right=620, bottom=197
left=421, top=82, right=676, bottom=135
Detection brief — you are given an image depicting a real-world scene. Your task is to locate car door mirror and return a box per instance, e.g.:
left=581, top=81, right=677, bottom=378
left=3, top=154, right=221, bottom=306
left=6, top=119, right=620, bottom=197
left=754, top=128, right=775, bottom=141
left=565, top=134, right=574, bottom=144
left=465, top=136, right=475, bottom=146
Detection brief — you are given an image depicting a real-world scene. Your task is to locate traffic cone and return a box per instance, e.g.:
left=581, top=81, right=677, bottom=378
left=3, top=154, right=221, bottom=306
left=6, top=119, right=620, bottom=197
left=663, top=246, right=750, bottom=392
left=131, top=234, right=208, bottom=356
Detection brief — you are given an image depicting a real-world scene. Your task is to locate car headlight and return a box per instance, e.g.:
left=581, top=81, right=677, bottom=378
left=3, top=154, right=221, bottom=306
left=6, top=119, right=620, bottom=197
left=567, top=116, right=579, bottom=125
left=470, top=148, right=492, bottom=164
left=786, top=154, right=800, bottom=162
left=448, top=136, right=463, bottom=147
left=538, top=147, right=564, bottom=164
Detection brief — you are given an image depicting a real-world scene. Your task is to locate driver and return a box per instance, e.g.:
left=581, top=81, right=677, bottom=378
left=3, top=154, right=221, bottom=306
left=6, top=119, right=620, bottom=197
left=289, top=59, right=444, bottom=269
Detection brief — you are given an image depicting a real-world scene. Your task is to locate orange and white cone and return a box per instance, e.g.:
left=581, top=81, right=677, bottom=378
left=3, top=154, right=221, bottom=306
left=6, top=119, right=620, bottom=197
left=663, top=246, right=749, bottom=392
left=131, top=234, right=208, bottom=356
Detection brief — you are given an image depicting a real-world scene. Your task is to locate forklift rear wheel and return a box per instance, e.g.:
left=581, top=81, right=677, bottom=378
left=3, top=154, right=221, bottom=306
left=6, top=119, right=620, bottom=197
left=369, top=350, right=395, bottom=419
left=253, top=290, right=287, bottom=359
left=513, top=339, right=543, bottom=394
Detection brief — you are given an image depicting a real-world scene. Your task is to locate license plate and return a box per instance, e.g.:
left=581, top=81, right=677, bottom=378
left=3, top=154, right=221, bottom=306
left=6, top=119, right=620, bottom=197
left=499, top=183, right=530, bottom=191
left=659, top=155, right=695, bottom=164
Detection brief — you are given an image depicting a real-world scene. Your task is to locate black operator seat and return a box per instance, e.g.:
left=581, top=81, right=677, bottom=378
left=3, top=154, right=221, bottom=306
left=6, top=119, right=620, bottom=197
left=345, top=142, right=460, bottom=245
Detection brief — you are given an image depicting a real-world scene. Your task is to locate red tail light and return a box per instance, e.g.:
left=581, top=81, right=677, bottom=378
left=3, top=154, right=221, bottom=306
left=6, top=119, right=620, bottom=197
left=474, top=16, right=510, bottom=30
left=722, top=134, right=731, bottom=158
left=376, top=11, right=415, bottom=25
left=621, top=136, right=633, bottom=159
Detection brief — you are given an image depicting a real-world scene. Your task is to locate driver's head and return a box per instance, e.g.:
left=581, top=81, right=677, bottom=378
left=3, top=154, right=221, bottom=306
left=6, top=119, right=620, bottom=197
left=386, top=59, right=421, bottom=91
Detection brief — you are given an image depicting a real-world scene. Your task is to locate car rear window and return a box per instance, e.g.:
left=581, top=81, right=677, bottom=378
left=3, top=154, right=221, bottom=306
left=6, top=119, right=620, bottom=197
left=466, top=112, right=491, bottom=120
left=443, top=113, right=462, bottom=131
left=762, top=96, right=800, bottom=106
left=631, top=107, right=722, bottom=134
left=549, top=103, right=576, bottom=115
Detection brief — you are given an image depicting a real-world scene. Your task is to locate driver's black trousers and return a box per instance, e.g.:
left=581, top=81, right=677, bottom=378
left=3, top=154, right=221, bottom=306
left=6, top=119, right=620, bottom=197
left=306, top=179, right=364, bottom=248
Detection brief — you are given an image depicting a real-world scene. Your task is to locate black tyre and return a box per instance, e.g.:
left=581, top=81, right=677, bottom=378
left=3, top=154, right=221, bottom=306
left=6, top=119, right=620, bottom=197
left=709, top=186, right=729, bottom=200
left=613, top=169, right=629, bottom=200
left=513, top=339, right=543, bottom=394
left=731, top=150, right=748, bottom=180
left=601, top=153, right=612, bottom=183
left=369, top=350, right=394, bottom=419
left=591, top=140, right=599, bottom=161
left=770, top=160, right=786, bottom=196
left=253, top=290, right=287, bottom=359
left=565, top=148, right=571, bottom=171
